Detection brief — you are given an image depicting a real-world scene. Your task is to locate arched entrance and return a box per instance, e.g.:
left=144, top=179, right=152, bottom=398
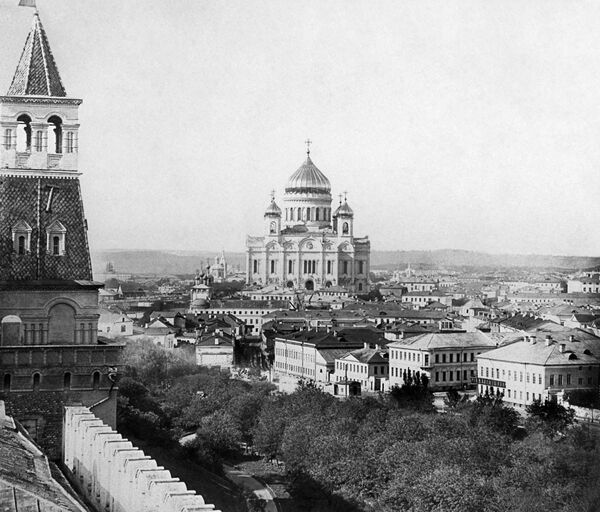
left=48, top=303, right=75, bottom=344
left=305, top=280, right=314, bottom=291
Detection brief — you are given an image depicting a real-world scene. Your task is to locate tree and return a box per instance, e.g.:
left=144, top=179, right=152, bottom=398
left=526, top=398, right=575, bottom=436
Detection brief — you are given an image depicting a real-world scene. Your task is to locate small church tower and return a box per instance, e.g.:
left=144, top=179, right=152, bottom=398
left=0, top=9, right=122, bottom=459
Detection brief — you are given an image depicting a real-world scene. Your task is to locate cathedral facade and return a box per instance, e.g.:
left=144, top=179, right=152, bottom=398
left=246, top=148, right=370, bottom=293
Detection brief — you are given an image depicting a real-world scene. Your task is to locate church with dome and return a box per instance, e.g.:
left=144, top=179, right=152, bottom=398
left=246, top=145, right=370, bottom=293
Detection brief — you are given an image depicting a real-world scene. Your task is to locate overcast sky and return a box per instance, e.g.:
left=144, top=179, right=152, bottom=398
left=0, top=0, right=599, bottom=256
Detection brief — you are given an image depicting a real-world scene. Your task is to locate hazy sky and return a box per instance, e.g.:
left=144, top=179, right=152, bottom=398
left=0, top=0, right=599, bottom=256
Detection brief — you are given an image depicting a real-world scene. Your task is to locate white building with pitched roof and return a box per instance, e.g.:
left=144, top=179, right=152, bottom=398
left=476, top=330, right=600, bottom=407
left=388, top=332, right=501, bottom=391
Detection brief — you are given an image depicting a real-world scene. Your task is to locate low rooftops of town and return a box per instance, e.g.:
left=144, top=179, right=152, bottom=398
left=203, top=299, right=290, bottom=309
left=343, top=347, right=389, bottom=364
left=388, top=331, right=498, bottom=350
left=478, top=333, right=600, bottom=366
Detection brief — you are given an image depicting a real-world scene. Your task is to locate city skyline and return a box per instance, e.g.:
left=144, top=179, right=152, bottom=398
left=0, top=0, right=598, bottom=256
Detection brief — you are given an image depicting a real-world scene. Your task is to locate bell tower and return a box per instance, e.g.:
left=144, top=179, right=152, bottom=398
left=0, top=9, right=122, bottom=460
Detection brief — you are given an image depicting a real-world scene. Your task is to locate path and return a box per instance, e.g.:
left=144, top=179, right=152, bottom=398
left=223, top=464, right=280, bottom=512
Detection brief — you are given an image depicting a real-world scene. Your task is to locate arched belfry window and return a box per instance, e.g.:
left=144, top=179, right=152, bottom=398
left=63, top=372, right=72, bottom=390
left=16, top=114, right=32, bottom=151
left=12, top=221, right=32, bottom=255
left=2, top=374, right=11, bottom=392
left=270, top=221, right=277, bottom=234
left=46, top=220, right=66, bottom=256
left=92, top=371, right=101, bottom=390
left=342, top=222, right=349, bottom=234
left=32, top=372, right=41, bottom=391
left=47, top=116, right=63, bottom=154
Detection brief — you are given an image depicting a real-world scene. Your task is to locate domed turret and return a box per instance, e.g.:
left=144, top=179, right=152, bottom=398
left=264, top=198, right=282, bottom=217
left=285, top=156, right=331, bottom=194
left=282, top=143, right=333, bottom=230
left=334, top=199, right=354, bottom=217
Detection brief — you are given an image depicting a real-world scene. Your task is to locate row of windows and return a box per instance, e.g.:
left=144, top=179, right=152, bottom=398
left=256, top=258, right=364, bottom=276
left=285, top=207, right=332, bottom=223
left=1, top=371, right=101, bottom=391
left=434, top=352, right=477, bottom=364
left=5, top=115, right=77, bottom=154
left=275, top=361, right=314, bottom=376
left=434, top=370, right=475, bottom=382
left=12, top=220, right=66, bottom=256
left=481, top=366, right=595, bottom=387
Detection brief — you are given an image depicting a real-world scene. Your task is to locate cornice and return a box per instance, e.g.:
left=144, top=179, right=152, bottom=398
left=0, top=95, right=82, bottom=106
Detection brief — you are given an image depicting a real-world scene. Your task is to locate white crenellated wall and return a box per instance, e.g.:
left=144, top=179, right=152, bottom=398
left=64, top=406, right=220, bottom=512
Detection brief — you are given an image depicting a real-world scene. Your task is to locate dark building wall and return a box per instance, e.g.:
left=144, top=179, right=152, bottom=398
left=0, top=343, right=122, bottom=459
left=0, top=390, right=117, bottom=460
left=0, top=175, right=92, bottom=281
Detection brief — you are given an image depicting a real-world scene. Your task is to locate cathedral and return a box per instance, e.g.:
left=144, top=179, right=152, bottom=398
left=246, top=145, right=370, bottom=293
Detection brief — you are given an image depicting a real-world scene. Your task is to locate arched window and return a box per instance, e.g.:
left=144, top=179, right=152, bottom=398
left=63, top=372, right=72, bottom=390
left=32, top=372, right=41, bottom=391
left=92, top=371, right=101, bottom=390
left=315, top=208, right=320, bottom=221
left=289, top=208, right=294, bottom=221
left=65, top=131, right=74, bottom=153
left=297, top=207, right=301, bottom=220
left=18, top=236, right=25, bottom=255
left=16, top=114, right=32, bottom=151
left=306, top=208, right=311, bottom=221
left=342, top=222, right=349, bottom=234
left=46, top=220, right=66, bottom=256
left=270, top=221, right=276, bottom=234
left=12, top=221, right=32, bottom=255
left=48, top=116, right=63, bottom=154
left=35, top=130, right=43, bottom=152
left=2, top=374, right=11, bottom=392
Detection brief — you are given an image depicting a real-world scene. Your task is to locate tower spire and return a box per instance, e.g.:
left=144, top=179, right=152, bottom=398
left=7, top=11, right=66, bottom=96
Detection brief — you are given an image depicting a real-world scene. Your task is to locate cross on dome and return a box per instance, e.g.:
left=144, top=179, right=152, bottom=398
left=305, top=138, right=312, bottom=155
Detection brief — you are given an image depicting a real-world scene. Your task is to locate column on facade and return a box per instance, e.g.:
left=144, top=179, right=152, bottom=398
left=279, top=250, right=286, bottom=284
left=262, top=250, right=268, bottom=285
left=246, top=251, right=252, bottom=283
left=297, top=250, right=302, bottom=287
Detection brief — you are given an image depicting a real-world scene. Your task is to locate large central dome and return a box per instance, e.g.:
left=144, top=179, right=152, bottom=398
left=285, top=156, right=331, bottom=194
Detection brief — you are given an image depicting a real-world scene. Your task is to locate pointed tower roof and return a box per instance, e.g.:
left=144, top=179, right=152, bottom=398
left=7, top=13, right=66, bottom=97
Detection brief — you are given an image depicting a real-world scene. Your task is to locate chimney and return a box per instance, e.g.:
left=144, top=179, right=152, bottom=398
left=559, top=344, right=565, bottom=353
left=545, top=335, right=552, bottom=346
left=530, top=335, right=536, bottom=344
left=363, top=342, right=369, bottom=349
left=569, top=335, right=575, bottom=342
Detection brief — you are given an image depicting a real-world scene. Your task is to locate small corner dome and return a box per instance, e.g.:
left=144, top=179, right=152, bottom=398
left=285, top=156, right=331, bottom=194
left=337, top=200, right=354, bottom=216
left=265, top=199, right=282, bottom=216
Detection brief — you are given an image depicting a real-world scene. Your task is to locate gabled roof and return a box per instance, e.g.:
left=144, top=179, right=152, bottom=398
left=7, top=13, right=66, bottom=97
left=388, top=331, right=498, bottom=350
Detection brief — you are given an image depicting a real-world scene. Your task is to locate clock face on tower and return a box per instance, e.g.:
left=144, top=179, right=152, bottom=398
left=307, top=242, right=313, bottom=249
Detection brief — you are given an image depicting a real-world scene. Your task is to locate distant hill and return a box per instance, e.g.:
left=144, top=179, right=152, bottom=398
left=370, top=250, right=600, bottom=270
left=91, top=249, right=600, bottom=277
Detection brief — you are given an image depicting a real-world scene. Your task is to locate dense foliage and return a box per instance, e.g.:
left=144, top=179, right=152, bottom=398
left=118, top=341, right=600, bottom=512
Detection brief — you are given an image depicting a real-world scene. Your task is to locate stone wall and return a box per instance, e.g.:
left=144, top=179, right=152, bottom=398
left=64, top=406, right=221, bottom=512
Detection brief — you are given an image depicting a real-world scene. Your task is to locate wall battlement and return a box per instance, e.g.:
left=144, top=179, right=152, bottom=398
left=64, top=406, right=220, bottom=512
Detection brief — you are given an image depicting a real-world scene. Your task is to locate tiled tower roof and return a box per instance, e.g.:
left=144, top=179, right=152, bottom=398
left=7, top=13, right=66, bottom=97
